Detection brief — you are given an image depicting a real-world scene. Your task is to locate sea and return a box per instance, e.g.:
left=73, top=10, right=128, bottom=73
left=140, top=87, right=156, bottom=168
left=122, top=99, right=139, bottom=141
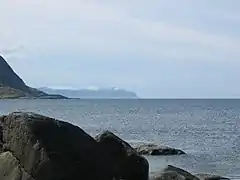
left=0, top=99, right=239, bottom=179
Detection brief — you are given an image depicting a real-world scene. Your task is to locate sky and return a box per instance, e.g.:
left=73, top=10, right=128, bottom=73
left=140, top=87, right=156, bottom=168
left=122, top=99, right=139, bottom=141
left=0, top=0, right=240, bottom=98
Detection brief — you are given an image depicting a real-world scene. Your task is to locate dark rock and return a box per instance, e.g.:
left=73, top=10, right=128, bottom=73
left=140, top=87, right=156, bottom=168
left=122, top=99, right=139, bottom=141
left=195, top=174, right=230, bottom=180
left=0, top=112, right=111, bottom=180
left=134, top=143, right=186, bottom=156
left=95, top=131, right=149, bottom=180
left=150, top=165, right=200, bottom=180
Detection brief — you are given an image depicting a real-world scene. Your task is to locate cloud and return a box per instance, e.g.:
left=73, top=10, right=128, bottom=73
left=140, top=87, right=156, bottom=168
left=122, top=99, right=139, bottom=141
left=0, top=0, right=239, bottom=60
left=1, top=0, right=240, bottom=97
left=0, top=46, right=24, bottom=56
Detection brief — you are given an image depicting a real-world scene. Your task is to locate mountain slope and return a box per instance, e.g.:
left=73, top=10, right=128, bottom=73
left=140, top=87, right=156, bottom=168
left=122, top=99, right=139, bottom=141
left=0, top=56, right=27, bottom=91
left=0, top=55, right=67, bottom=99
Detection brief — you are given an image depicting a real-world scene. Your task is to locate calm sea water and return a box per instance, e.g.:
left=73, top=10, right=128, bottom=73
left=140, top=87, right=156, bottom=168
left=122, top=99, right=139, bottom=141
left=0, top=99, right=239, bottom=179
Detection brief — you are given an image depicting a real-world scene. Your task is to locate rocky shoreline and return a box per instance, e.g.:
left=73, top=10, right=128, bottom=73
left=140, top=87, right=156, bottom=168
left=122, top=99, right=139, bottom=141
left=0, top=112, right=230, bottom=180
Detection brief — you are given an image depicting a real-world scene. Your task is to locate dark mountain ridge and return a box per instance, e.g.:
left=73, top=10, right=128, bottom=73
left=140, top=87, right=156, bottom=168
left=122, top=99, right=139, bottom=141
left=0, top=55, right=67, bottom=99
left=0, top=56, right=27, bottom=91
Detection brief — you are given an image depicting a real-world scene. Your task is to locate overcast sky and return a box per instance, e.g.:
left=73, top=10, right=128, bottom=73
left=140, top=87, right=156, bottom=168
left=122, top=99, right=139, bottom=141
left=0, top=0, right=240, bottom=98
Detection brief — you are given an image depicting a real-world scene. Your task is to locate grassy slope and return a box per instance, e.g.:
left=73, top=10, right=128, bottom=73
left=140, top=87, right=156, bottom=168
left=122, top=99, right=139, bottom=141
left=0, top=86, right=26, bottom=99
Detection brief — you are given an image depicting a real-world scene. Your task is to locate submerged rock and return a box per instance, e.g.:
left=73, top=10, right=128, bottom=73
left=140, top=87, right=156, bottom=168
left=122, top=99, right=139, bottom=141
left=134, top=143, right=186, bottom=156
left=150, top=165, right=199, bottom=180
left=95, top=131, right=149, bottom=180
left=150, top=166, right=230, bottom=180
left=195, top=174, right=230, bottom=180
left=0, top=112, right=149, bottom=180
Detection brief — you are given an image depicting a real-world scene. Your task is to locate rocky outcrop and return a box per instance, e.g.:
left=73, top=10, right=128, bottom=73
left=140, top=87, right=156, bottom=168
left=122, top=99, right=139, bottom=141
left=150, top=165, right=230, bottom=180
left=0, top=112, right=149, bottom=180
left=150, top=165, right=200, bottom=180
left=0, top=55, right=67, bottom=99
left=95, top=131, right=149, bottom=180
left=0, top=112, right=108, bottom=180
left=134, top=143, right=186, bottom=156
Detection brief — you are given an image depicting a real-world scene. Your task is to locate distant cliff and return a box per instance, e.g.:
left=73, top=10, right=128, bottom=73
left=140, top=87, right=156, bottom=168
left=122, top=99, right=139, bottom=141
left=0, top=55, right=67, bottom=99
left=39, top=87, right=139, bottom=99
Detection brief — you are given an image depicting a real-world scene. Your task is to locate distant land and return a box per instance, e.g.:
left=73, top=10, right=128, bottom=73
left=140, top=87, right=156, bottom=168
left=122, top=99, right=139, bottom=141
left=0, top=55, right=67, bottom=99
left=39, top=87, right=139, bottom=99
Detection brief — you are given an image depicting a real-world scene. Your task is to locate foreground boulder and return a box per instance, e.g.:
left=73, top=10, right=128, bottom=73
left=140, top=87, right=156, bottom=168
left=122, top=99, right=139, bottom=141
left=0, top=112, right=149, bottom=180
left=95, top=131, right=149, bottom=180
left=134, top=143, right=186, bottom=156
left=0, top=112, right=108, bottom=180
